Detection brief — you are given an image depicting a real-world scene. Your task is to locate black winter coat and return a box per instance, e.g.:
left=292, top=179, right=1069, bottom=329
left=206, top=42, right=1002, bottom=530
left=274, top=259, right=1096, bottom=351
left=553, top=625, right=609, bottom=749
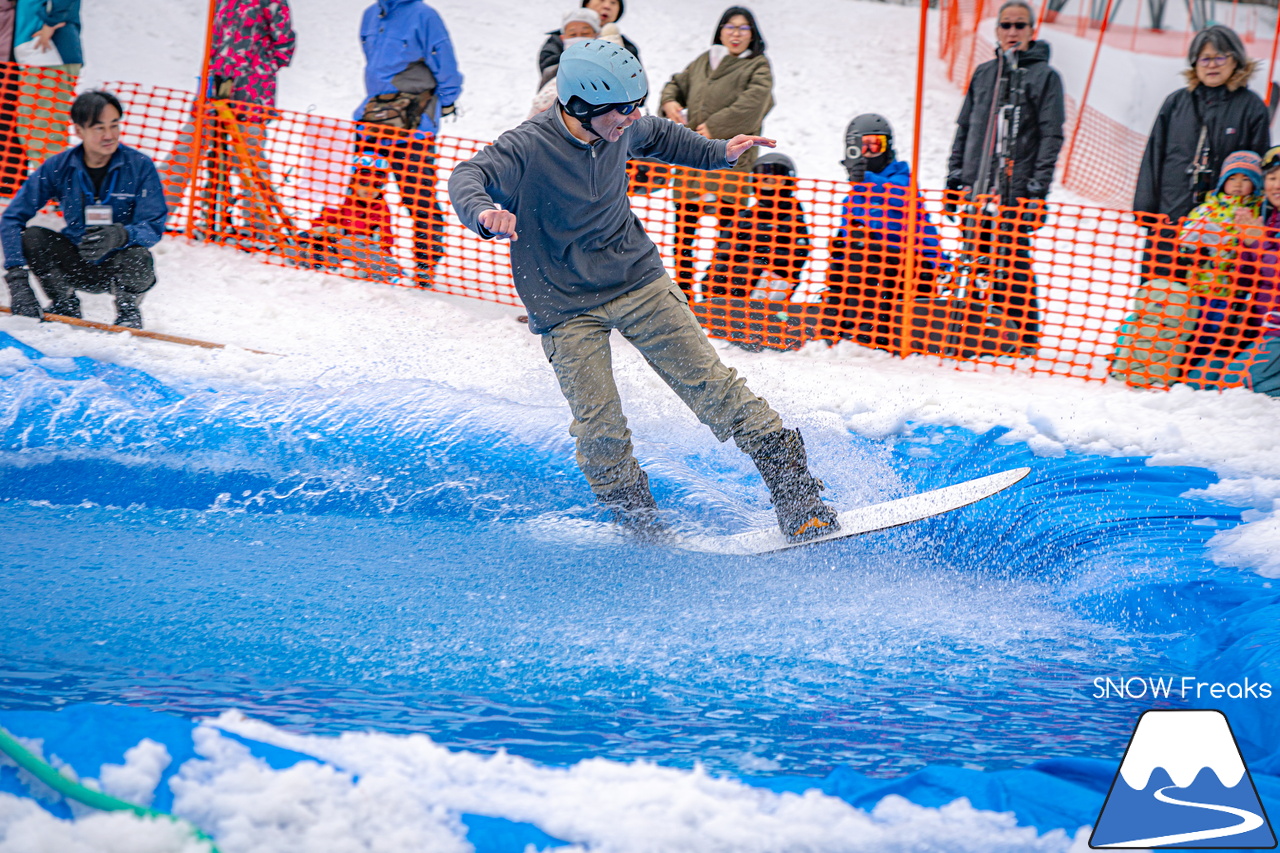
left=1133, top=81, right=1270, bottom=222
left=948, top=40, right=1065, bottom=201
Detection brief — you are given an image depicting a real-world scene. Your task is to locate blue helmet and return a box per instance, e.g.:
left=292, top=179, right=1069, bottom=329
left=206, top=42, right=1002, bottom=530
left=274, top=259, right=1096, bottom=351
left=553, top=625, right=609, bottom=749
left=557, top=39, right=647, bottom=120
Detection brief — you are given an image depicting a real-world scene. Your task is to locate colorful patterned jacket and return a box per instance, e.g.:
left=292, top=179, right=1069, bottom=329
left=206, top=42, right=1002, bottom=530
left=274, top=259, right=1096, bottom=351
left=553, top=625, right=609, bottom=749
left=1180, top=190, right=1262, bottom=298
left=209, top=0, right=296, bottom=108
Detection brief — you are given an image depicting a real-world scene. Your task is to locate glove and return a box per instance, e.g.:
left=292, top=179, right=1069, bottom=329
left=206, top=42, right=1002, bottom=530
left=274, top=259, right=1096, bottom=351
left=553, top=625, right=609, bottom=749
left=840, top=132, right=865, bottom=183
left=5, top=267, right=43, bottom=319
left=440, top=103, right=457, bottom=120
left=946, top=173, right=967, bottom=192
left=214, top=76, right=234, bottom=99
left=78, top=224, right=129, bottom=263
left=1025, top=179, right=1047, bottom=199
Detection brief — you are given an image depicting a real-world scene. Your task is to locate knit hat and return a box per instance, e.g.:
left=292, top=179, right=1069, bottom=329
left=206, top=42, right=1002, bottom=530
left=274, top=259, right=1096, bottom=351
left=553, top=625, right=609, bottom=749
left=562, top=7, right=602, bottom=33
left=581, top=0, right=624, bottom=23
left=1218, top=150, right=1262, bottom=192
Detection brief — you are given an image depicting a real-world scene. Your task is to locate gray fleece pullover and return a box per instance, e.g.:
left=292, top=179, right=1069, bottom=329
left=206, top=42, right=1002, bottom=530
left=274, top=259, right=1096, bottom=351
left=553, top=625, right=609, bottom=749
left=448, top=109, right=732, bottom=334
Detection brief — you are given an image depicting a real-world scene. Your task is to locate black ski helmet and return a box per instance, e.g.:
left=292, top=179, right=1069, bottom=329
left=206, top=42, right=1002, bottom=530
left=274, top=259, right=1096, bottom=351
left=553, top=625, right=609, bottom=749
left=753, top=151, right=797, bottom=177
left=844, top=112, right=896, bottom=157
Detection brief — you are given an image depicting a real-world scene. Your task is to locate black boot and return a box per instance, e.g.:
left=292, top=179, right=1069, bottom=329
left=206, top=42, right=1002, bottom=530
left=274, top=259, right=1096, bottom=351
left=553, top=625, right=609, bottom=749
left=598, top=468, right=666, bottom=541
left=750, top=428, right=839, bottom=541
left=34, top=269, right=81, bottom=319
left=113, top=288, right=144, bottom=329
left=4, top=267, right=43, bottom=319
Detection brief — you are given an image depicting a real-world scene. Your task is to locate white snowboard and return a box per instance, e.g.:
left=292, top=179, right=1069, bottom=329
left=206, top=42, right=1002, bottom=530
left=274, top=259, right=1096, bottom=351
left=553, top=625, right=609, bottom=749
left=678, top=467, right=1032, bottom=555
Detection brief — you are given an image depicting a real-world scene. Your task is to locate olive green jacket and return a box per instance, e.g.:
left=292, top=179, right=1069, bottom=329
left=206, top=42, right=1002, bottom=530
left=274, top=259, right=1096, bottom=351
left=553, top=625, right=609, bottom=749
left=660, top=50, right=774, bottom=171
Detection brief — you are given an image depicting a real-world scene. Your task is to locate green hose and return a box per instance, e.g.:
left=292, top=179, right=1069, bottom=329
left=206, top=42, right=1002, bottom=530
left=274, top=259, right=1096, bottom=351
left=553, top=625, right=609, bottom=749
left=0, top=725, right=219, bottom=852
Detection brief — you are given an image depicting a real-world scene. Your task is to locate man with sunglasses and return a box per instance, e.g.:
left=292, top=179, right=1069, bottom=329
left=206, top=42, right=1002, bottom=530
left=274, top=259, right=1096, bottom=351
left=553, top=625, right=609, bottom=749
left=946, top=0, right=1063, bottom=355
left=947, top=0, right=1063, bottom=206
left=449, top=40, right=839, bottom=542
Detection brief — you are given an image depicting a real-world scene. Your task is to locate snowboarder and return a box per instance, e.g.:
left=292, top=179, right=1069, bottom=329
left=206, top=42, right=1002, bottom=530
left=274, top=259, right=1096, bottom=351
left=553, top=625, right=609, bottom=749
left=448, top=39, right=837, bottom=541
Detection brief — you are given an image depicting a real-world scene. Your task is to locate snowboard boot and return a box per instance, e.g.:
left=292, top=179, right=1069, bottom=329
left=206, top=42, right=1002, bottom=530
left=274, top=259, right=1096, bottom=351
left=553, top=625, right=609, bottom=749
left=598, top=468, right=667, bottom=542
left=35, top=268, right=81, bottom=319
left=749, top=428, right=839, bottom=541
left=113, top=288, right=144, bottom=329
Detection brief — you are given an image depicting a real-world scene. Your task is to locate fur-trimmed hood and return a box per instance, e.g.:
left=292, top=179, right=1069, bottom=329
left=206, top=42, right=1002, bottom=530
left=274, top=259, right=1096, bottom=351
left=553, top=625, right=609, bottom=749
left=1184, top=58, right=1257, bottom=92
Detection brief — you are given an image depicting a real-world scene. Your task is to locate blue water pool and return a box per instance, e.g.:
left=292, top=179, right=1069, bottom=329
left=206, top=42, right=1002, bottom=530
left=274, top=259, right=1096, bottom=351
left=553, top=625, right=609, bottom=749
left=3, top=329, right=1279, bottom=848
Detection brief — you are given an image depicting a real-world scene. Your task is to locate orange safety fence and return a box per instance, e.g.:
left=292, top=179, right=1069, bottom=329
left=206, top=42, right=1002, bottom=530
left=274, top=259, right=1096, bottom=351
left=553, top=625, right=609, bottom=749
left=1, top=65, right=1275, bottom=393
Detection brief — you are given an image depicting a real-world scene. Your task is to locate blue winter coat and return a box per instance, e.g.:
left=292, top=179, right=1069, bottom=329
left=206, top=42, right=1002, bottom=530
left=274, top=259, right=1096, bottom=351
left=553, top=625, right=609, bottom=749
left=1, top=143, right=168, bottom=268
left=839, top=159, right=945, bottom=267
left=356, top=0, right=463, bottom=135
left=15, top=0, right=82, bottom=66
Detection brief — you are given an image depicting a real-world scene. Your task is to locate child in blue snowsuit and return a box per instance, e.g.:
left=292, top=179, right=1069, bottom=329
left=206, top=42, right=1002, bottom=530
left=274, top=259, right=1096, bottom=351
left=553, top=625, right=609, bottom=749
left=822, top=114, right=946, bottom=348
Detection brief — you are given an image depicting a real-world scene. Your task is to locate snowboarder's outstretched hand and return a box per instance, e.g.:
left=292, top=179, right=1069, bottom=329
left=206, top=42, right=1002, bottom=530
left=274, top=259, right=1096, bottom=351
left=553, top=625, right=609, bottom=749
left=479, top=208, right=518, bottom=241
left=725, top=135, right=776, bottom=163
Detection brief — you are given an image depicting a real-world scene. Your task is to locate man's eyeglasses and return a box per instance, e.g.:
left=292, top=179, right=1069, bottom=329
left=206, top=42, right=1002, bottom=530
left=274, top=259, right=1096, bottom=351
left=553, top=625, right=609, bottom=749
left=1197, top=54, right=1232, bottom=67
left=998, top=20, right=1030, bottom=29
left=614, top=98, right=644, bottom=116
left=721, top=24, right=752, bottom=33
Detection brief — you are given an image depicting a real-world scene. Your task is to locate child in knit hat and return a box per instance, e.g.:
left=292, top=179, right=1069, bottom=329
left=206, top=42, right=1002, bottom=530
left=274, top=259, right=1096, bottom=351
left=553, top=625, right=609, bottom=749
left=1180, top=149, right=1263, bottom=298
left=528, top=9, right=629, bottom=119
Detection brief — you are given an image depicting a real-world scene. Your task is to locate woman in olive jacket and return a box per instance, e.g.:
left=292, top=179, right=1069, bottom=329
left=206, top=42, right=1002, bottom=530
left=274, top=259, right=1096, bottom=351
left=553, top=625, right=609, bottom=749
left=660, top=6, right=774, bottom=296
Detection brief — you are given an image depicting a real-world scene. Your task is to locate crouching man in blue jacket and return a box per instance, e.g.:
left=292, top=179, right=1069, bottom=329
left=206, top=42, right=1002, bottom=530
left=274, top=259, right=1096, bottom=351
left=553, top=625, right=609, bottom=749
left=449, top=41, right=838, bottom=542
left=3, top=90, right=167, bottom=329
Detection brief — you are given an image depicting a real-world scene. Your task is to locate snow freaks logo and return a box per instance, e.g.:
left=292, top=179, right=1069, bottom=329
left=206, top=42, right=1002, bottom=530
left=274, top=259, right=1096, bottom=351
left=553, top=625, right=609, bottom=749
left=1092, top=676, right=1273, bottom=700
left=1090, top=710, right=1277, bottom=849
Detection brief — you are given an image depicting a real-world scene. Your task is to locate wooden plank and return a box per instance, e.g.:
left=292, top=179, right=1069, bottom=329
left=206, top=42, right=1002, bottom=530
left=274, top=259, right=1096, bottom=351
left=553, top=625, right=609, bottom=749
left=0, top=306, right=276, bottom=355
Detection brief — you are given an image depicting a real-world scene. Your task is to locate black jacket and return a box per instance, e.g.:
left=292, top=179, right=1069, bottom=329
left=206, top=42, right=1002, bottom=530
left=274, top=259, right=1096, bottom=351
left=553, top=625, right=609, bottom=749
left=538, top=31, right=641, bottom=84
left=1133, top=81, right=1270, bottom=222
left=948, top=40, right=1065, bottom=200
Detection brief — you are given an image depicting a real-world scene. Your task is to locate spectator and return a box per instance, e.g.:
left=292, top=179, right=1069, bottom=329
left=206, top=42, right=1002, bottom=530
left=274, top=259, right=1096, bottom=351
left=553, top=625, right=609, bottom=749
left=2, top=90, right=167, bottom=329
left=945, top=0, right=1062, bottom=354
left=13, top=0, right=81, bottom=169
left=707, top=151, right=810, bottom=300
left=356, top=0, right=463, bottom=287
left=1109, top=150, right=1263, bottom=386
left=538, top=0, right=638, bottom=89
left=208, top=0, right=295, bottom=111
left=296, top=154, right=401, bottom=283
left=160, top=0, right=296, bottom=241
left=947, top=0, right=1063, bottom=203
left=660, top=6, right=774, bottom=296
left=1179, top=150, right=1271, bottom=388
left=528, top=8, right=605, bottom=120
left=1134, top=25, right=1269, bottom=224
left=823, top=113, right=946, bottom=349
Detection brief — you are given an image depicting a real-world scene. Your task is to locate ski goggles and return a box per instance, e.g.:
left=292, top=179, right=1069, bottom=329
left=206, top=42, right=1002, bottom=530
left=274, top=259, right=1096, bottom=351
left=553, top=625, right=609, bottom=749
left=1263, top=146, right=1280, bottom=174
left=998, top=20, right=1030, bottom=29
left=860, top=134, right=889, bottom=156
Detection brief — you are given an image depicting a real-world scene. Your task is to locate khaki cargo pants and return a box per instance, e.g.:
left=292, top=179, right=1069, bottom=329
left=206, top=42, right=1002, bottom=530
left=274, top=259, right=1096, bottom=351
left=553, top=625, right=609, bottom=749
left=541, top=273, right=783, bottom=496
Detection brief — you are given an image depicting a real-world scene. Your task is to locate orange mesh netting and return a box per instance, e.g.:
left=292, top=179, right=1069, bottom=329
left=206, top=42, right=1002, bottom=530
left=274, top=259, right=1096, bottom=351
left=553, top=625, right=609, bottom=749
left=2, top=64, right=1272, bottom=392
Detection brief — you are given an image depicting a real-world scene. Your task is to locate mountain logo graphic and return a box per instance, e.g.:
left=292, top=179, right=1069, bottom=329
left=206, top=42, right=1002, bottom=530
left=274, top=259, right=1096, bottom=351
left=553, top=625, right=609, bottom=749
left=1091, top=709, right=1276, bottom=849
